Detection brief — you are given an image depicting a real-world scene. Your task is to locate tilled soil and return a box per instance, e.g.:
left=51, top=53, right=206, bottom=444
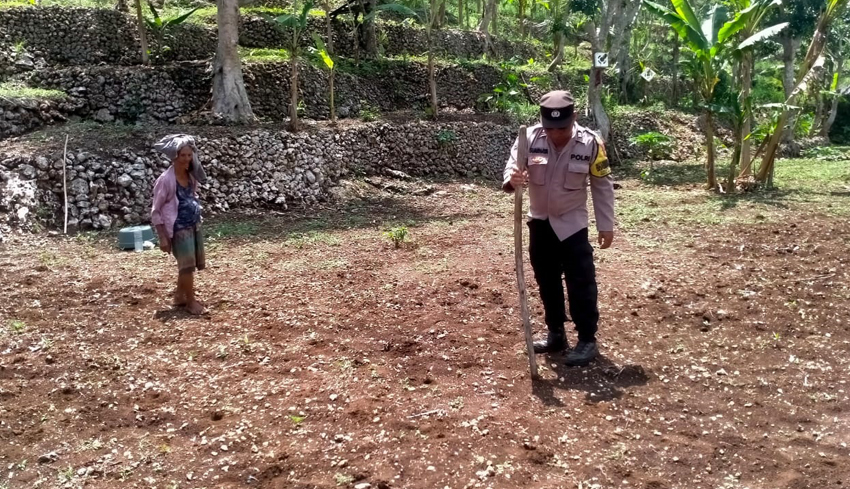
left=1, top=180, right=848, bottom=489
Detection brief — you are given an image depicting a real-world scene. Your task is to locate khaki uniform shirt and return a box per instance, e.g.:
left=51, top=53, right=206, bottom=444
left=503, top=123, right=615, bottom=241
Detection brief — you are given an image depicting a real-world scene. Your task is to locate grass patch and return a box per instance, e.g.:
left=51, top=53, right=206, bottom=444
left=240, top=47, right=291, bottom=63
left=283, top=230, right=340, bottom=248
left=208, top=221, right=260, bottom=239
left=616, top=152, right=850, bottom=229
left=0, top=82, right=66, bottom=102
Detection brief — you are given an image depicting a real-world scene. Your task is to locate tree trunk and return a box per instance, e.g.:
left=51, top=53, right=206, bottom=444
left=365, top=0, right=378, bottom=58
left=585, top=4, right=618, bottom=141
left=115, top=0, right=129, bottom=12
left=812, top=79, right=825, bottom=136
left=671, top=34, right=679, bottom=107
left=756, top=3, right=840, bottom=184
left=612, top=0, right=641, bottom=102
left=438, top=0, right=446, bottom=28
left=459, top=0, right=464, bottom=29
left=134, top=0, right=149, bottom=65
left=429, top=0, right=439, bottom=119
left=477, top=0, right=495, bottom=59
left=610, top=0, right=640, bottom=63
left=706, top=110, right=717, bottom=190
left=324, top=0, right=335, bottom=123
left=289, top=56, right=300, bottom=131
left=212, top=0, right=254, bottom=123
left=491, top=0, right=498, bottom=36
left=547, top=32, right=564, bottom=72
left=740, top=50, right=753, bottom=177
left=519, top=0, right=526, bottom=39
left=823, top=53, right=844, bottom=139
left=781, top=35, right=801, bottom=142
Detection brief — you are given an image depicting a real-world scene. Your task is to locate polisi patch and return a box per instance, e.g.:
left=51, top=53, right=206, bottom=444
left=570, top=153, right=591, bottom=161
left=591, top=137, right=611, bottom=177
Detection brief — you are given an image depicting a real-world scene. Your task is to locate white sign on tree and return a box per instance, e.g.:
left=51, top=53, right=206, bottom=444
left=641, top=67, right=657, bottom=82
left=593, top=52, right=609, bottom=68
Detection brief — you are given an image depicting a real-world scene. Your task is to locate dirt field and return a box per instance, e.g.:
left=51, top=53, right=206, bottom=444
left=2, top=158, right=850, bottom=489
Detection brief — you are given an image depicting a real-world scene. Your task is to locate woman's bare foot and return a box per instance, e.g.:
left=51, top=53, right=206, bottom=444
left=186, top=300, right=205, bottom=315
left=173, top=291, right=188, bottom=306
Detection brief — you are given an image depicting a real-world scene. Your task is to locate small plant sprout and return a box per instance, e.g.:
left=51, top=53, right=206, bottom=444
left=334, top=473, right=354, bottom=486
left=436, top=129, right=457, bottom=145
left=384, top=226, right=409, bottom=248
left=9, top=320, right=25, bottom=334
left=58, top=466, right=74, bottom=482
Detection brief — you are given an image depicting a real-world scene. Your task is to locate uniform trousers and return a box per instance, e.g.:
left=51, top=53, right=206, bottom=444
left=528, top=220, right=599, bottom=343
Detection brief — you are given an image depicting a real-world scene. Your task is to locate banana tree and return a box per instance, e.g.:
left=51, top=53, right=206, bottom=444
left=822, top=20, right=849, bottom=137
left=644, top=0, right=786, bottom=190
left=725, top=0, right=784, bottom=181
left=310, top=32, right=336, bottom=123
left=722, top=0, right=787, bottom=187
left=755, top=0, right=850, bottom=184
left=271, top=0, right=313, bottom=132
left=145, top=1, right=200, bottom=63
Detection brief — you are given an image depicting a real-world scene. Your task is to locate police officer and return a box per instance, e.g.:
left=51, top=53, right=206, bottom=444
left=503, top=90, right=615, bottom=367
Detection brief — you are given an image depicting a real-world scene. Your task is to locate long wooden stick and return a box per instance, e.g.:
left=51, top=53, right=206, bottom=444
left=62, top=134, right=69, bottom=235
left=513, top=125, right=538, bottom=380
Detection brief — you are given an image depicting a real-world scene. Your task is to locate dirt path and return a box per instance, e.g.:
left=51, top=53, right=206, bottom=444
left=1, top=178, right=849, bottom=489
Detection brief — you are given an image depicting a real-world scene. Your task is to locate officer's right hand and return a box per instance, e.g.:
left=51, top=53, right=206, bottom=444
left=509, top=168, right=528, bottom=189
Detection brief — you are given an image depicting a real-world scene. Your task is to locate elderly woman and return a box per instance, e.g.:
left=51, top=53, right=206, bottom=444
left=150, top=134, right=207, bottom=315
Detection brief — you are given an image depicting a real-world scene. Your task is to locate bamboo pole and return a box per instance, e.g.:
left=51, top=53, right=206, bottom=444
left=62, top=134, right=69, bottom=235
left=513, top=125, right=538, bottom=380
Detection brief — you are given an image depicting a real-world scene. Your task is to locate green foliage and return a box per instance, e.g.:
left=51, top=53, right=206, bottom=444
left=144, top=1, right=200, bottom=63
left=384, top=226, right=409, bottom=248
left=629, top=132, right=675, bottom=160
left=359, top=102, right=381, bottom=122
left=801, top=145, right=850, bottom=160
left=750, top=72, right=785, bottom=105
left=270, top=0, right=314, bottom=53
left=436, top=129, right=457, bottom=145
left=796, top=112, right=816, bottom=137
left=308, top=32, right=334, bottom=70
left=8, top=319, right=25, bottom=334
left=363, top=3, right=420, bottom=23
left=478, top=57, right=543, bottom=124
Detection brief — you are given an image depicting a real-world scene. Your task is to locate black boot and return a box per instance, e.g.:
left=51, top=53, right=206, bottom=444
left=564, top=341, right=598, bottom=366
left=533, top=329, right=568, bottom=354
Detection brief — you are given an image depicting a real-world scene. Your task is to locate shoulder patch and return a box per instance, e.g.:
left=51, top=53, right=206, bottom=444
left=590, top=137, right=611, bottom=178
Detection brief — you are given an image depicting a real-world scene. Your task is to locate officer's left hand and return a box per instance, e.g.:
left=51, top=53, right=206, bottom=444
left=598, top=231, right=614, bottom=249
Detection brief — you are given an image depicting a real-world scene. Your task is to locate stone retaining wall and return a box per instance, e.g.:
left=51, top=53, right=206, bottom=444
left=0, top=96, right=67, bottom=139
left=0, top=121, right=512, bottom=239
left=23, top=60, right=519, bottom=123
left=0, top=6, right=542, bottom=70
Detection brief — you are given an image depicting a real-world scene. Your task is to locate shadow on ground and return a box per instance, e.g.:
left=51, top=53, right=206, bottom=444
left=531, top=355, right=651, bottom=406
left=203, top=193, right=491, bottom=242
